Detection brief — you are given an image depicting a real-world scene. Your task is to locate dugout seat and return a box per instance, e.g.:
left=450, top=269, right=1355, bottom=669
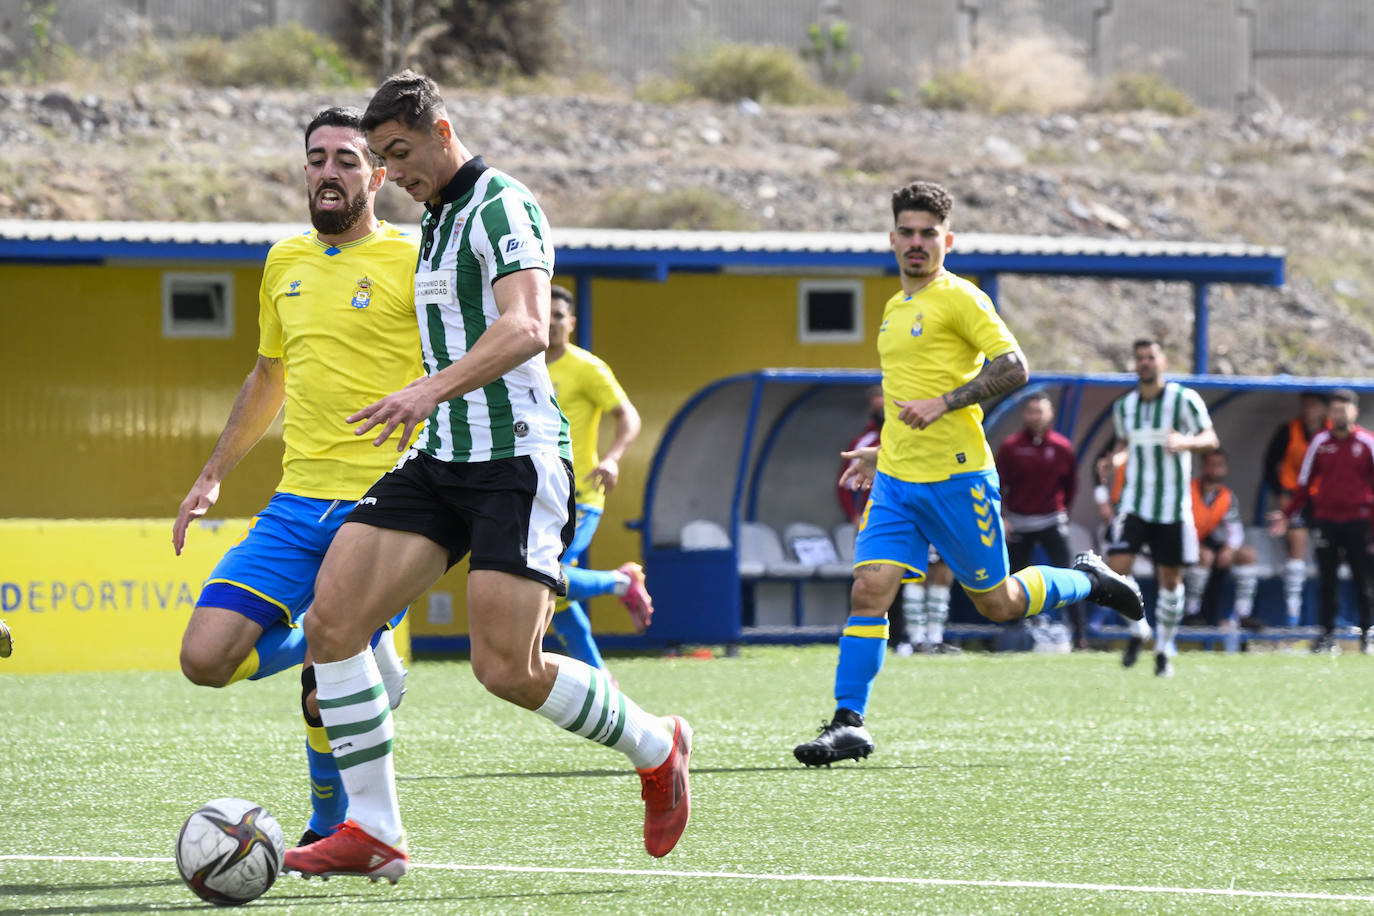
left=739, top=521, right=812, bottom=578
left=832, top=522, right=857, bottom=566
left=682, top=519, right=731, bottom=551
left=782, top=522, right=852, bottom=578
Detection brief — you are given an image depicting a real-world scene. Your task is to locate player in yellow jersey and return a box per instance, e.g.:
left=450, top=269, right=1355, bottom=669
left=794, top=180, right=1143, bottom=767
left=545, top=285, right=653, bottom=672
left=171, top=107, right=421, bottom=844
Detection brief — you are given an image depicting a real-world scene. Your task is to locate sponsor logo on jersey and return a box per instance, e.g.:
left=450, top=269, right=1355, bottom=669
left=359, top=497, right=378, bottom=506
left=513, top=421, right=530, bottom=438
left=285, top=279, right=302, bottom=298
left=499, top=233, right=535, bottom=259
left=350, top=276, right=373, bottom=310
left=415, top=271, right=451, bottom=301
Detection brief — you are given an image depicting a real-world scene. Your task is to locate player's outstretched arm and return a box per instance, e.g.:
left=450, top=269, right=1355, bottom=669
left=173, top=356, right=286, bottom=555
left=350, top=268, right=552, bottom=450
left=589, top=399, right=642, bottom=493
left=839, top=446, right=879, bottom=492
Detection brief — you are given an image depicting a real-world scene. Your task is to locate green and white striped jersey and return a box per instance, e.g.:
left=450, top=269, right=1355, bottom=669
left=1112, top=381, right=1213, bottom=524
left=412, top=158, right=571, bottom=464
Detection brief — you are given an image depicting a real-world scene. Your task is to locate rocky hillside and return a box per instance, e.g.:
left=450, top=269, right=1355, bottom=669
left=4, top=82, right=1372, bottom=376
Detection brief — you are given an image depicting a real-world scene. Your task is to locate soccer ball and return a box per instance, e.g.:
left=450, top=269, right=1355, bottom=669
left=175, top=798, right=286, bottom=906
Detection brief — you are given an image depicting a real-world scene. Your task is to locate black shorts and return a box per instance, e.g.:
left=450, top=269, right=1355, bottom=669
left=1105, top=512, right=1198, bottom=568
left=349, top=448, right=575, bottom=594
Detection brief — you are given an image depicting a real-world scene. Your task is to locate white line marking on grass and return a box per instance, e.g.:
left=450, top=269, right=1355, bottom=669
left=4, top=855, right=1373, bottom=904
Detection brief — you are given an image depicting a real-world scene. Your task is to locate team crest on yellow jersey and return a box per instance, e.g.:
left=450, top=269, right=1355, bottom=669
left=910, top=312, right=924, bottom=337
left=350, top=276, right=372, bottom=310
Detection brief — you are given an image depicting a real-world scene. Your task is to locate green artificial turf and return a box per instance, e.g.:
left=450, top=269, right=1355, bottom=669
left=4, top=646, right=1374, bottom=914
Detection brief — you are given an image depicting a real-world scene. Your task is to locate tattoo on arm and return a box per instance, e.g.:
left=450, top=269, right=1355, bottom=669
left=941, top=351, right=1029, bottom=412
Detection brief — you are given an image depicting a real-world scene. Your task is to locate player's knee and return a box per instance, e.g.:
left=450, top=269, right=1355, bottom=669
left=179, top=643, right=235, bottom=688
left=850, top=578, right=896, bottom=617
left=302, top=609, right=339, bottom=654
left=972, top=589, right=1021, bottom=623
left=471, top=655, right=541, bottom=708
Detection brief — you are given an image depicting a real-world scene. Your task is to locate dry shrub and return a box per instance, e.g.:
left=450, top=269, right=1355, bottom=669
left=680, top=42, right=842, bottom=105
left=1094, top=71, right=1196, bottom=116
left=922, top=34, right=1092, bottom=114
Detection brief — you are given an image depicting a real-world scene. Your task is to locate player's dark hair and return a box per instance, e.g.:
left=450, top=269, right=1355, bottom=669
left=304, top=106, right=380, bottom=167
left=362, top=69, right=446, bottom=132
left=550, top=284, right=575, bottom=306
left=1024, top=389, right=1052, bottom=404
left=1202, top=447, right=1227, bottom=460
left=891, top=181, right=953, bottom=224
left=1132, top=337, right=1161, bottom=352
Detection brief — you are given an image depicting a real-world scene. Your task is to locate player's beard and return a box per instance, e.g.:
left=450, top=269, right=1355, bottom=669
left=309, top=184, right=369, bottom=236
left=901, top=250, right=937, bottom=279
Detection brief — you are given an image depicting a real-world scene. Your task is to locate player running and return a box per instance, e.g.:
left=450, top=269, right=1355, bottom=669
left=1102, top=339, right=1218, bottom=677
left=793, top=180, right=1143, bottom=767
left=283, top=71, right=691, bottom=882
left=173, top=107, right=417, bottom=846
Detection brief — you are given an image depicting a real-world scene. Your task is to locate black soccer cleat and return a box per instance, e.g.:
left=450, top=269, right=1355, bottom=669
left=1073, top=551, right=1144, bottom=621
left=1154, top=651, right=1174, bottom=678
left=794, top=709, right=875, bottom=767
left=1122, top=636, right=1142, bottom=668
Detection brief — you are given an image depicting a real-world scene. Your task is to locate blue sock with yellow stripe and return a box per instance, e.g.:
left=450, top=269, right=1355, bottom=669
left=834, top=615, right=889, bottom=716
left=304, top=728, right=348, bottom=836
left=564, top=566, right=621, bottom=603
left=551, top=602, right=607, bottom=670
left=1012, top=566, right=1092, bottom=617
left=242, top=622, right=307, bottom=682
left=300, top=665, right=347, bottom=837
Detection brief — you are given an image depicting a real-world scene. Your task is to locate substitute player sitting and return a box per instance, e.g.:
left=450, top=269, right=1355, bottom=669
left=793, top=180, right=1142, bottom=767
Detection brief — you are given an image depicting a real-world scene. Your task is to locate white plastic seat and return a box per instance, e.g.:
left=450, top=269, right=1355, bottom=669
left=740, top=521, right=813, bottom=577
left=782, top=522, right=852, bottom=578
left=832, top=522, right=857, bottom=566
left=681, top=519, right=730, bottom=550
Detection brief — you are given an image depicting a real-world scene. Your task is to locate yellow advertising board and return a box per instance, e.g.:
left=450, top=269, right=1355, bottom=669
left=0, top=519, right=408, bottom=674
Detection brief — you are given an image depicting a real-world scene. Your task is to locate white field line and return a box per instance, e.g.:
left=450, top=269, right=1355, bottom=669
left=3, top=855, right=1373, bottom=905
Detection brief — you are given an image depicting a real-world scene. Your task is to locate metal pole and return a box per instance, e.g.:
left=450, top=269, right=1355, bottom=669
left=1193, top=282, right=1209, bottom=373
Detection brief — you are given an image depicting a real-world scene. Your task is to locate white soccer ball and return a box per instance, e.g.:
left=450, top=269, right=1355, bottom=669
left=175, top=797, right=286, bottom=906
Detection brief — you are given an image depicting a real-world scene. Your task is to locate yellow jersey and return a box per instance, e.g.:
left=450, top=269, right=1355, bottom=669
left=547, top=344, right=629, bottom=510
left=258, top=223, right=422, bottom=499
left=875, top=272, right=1019, bottom=483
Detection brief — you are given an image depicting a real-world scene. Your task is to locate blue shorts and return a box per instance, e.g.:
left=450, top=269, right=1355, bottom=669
left=853, top=469, right=1010, bottom=592
left=198, top=492, right=407, bottom=630
left=564, top=504, right=603, bottom=568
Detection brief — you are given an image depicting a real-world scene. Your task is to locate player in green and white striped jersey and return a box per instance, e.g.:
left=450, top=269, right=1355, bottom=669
left=1103, top=339, right=1219, bottom=677
left=284, top=71, right=692, bottom=882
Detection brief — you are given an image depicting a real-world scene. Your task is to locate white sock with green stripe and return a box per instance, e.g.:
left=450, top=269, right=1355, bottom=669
left=534, top=656, right=672, bottom=770
left=315, top=651, right=402, bottom=846
left=925, top=584, right=951, bottom=645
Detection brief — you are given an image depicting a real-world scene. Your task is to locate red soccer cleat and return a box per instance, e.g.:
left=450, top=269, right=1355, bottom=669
left=617, top=562, right=654, bottom=632
left=637, top=715, right=692, bottom=858
left=282, top=819, right=408, bottom=883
